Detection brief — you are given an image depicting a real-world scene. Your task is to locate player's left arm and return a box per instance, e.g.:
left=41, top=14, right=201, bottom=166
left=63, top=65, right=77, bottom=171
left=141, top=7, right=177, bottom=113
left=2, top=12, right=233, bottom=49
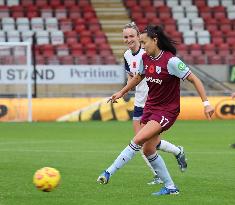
left=167, top=56, right=214, bottom=120
left=186, top=73, right=214, bottom=120
left=232, top=92, right=235, bottom=99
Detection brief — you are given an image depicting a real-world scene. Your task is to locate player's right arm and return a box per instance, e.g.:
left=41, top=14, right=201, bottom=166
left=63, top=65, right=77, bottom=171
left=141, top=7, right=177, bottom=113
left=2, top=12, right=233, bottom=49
left=127, top=74, right=132, bottom=83
left=108, top=74, right=144, bottom=103
left=108, top=55, right=145, bottom=103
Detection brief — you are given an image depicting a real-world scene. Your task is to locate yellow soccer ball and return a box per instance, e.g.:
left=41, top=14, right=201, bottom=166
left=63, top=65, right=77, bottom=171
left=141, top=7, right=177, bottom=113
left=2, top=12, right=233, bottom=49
left=33, top=167, right=61, bottom=192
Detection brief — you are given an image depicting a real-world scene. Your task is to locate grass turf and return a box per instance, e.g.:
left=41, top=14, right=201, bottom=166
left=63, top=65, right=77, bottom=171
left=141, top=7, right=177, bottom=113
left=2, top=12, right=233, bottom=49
left=0, top=120, right=234, bottom=205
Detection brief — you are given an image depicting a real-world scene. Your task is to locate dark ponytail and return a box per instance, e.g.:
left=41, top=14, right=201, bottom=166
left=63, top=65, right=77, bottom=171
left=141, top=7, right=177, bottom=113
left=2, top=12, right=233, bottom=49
left=143, top=25, right=177, bottom=55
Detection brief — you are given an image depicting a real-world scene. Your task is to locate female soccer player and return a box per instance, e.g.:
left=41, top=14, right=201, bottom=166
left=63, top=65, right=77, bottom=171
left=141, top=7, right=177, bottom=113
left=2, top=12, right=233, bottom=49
left=122, top=22, right=187, bottom=185
left=97, top=25, right=214, bottom=196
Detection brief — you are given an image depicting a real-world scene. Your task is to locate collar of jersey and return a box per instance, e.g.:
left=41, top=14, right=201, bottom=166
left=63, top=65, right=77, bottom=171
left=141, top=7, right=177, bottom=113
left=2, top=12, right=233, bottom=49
left=131, top=46, right=141, bottom=56
left=150, top=50, right=164, bottom=60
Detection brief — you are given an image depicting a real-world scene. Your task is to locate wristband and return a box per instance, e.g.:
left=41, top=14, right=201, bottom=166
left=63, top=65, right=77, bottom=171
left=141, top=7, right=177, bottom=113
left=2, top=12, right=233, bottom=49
left=203, top=100, right=210, bottom=107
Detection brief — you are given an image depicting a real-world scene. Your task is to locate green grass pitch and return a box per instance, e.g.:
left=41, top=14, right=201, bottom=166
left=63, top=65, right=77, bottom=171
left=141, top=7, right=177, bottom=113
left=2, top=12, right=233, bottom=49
left=0, top=120, right=234, bottom=205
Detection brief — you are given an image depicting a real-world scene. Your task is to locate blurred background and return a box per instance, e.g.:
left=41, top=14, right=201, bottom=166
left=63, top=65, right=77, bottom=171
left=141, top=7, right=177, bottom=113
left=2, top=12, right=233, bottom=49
left=0, top=2, right=234, bottom=203
left=0, top=0, right=235, bottom=121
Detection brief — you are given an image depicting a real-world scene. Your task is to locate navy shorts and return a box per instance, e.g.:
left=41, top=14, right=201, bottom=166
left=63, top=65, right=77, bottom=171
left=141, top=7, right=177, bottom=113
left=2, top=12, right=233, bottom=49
left=133, top=106, right=144, bottom=120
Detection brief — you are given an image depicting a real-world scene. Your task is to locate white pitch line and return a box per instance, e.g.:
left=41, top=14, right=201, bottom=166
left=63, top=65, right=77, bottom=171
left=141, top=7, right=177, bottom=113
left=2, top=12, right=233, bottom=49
left=0, top=149, right=234, bottom=155
left=0, top=140, right=79, bottom=145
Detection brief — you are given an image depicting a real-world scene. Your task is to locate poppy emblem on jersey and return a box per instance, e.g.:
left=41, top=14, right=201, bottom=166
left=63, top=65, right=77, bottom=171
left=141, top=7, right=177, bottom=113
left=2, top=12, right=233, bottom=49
left=178, top=62, right=186, bottom=71
left=155, top=66, right=161, bottom=74
left=132, top=61, right=136, bottom=68
left=149, top=65, right=155, bottom=73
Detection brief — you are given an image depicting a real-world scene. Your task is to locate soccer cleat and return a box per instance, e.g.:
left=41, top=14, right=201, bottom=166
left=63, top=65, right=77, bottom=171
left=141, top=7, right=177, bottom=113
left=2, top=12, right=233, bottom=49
left=231, top=143, right=235, bottom=148
left=147, top=175, right=163, bottom=185
left=97, top=171, right=110, bottom=184
left=152, top=186, right=179, bottom=196
left=176, top=146, right=187, bottom=172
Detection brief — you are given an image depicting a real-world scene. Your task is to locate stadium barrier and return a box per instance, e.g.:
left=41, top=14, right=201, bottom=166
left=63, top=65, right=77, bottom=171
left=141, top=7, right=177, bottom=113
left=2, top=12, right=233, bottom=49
left=0, top=97, right=234, bottom=122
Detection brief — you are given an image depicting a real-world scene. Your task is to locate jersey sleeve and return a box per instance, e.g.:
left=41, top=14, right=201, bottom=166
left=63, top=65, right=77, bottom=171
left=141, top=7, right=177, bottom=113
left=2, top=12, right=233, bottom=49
left=124, top=57, right=130, bottom=74
left=137, top=57, right=145, bottom=75
left=167, top=57, right=191, bottom=80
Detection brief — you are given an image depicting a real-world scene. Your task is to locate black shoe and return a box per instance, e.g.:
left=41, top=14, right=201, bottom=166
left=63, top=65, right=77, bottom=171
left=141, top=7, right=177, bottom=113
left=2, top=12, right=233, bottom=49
left=176, top=146, right=187, bottom=172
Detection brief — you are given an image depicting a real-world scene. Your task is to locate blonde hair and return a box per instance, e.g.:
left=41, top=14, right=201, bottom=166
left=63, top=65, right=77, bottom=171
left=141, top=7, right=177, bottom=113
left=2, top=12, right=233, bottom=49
left=123, top=22, right=140, bottom=35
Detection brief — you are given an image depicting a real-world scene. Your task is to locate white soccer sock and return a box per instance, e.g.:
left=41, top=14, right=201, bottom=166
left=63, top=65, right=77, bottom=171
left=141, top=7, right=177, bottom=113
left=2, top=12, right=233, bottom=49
left=106, top=141, right=141, bottom=175
left=157, top=140, right=180, bottom=156
left=147, top=154, right=175, bottom=188
left=140, top=149, right=156, bottom=176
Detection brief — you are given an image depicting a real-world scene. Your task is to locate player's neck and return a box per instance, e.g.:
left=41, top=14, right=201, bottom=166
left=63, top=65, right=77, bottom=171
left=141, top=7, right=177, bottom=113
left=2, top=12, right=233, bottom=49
left=131, top=44, right=141, bottom=54
left=153, top=48, right=161, bottom=57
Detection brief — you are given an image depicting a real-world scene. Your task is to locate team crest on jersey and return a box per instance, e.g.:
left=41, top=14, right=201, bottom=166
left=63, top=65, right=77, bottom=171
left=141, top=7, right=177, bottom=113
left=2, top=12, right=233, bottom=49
left=155, top=66, right=161, bottom=74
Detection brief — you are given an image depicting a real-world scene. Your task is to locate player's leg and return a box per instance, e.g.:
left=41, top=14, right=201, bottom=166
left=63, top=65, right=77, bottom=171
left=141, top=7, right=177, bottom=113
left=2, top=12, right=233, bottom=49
left=132, top=106, right=142, bottom=135
left=143, top=138, right=178, bottom=192
left=156, top=139, right=181, bottom=156
left=139, top=149, right=163, bottom=185
left=97, top=119, right=163, bottom=185
left=140, top=121, right=179, bottom=195
left=156, top=139, right=187, bottom=172
left=97, top=139, right=141, bottom=184
left=133, top=107, right=162, bottom=184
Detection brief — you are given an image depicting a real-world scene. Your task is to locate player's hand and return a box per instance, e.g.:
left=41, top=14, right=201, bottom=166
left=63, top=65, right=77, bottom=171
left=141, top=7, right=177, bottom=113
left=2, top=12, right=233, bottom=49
left=204, top=105, right=214, bottom=120
left=107, top=91, right=124, bottom=103
left=231, top=93, right=235, bottom=99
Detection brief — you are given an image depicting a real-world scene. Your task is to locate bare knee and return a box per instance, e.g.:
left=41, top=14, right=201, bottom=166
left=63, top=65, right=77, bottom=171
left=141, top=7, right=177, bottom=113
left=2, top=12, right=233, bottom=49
left=142, top=145, right=156, bottom=156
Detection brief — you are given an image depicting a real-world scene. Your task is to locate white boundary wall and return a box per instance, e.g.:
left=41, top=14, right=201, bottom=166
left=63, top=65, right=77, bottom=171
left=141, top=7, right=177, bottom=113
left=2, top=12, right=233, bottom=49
left=0, top=65, right=125, bottom=84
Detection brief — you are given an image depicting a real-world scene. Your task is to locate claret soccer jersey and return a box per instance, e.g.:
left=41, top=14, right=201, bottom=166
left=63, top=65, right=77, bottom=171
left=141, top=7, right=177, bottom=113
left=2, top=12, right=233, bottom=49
left=138, top=51, right=191, bottom=115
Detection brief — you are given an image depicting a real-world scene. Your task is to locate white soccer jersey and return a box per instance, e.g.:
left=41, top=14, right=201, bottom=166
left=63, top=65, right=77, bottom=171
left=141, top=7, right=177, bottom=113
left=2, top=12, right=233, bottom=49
left=124, top=47, right=148, bottom=108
